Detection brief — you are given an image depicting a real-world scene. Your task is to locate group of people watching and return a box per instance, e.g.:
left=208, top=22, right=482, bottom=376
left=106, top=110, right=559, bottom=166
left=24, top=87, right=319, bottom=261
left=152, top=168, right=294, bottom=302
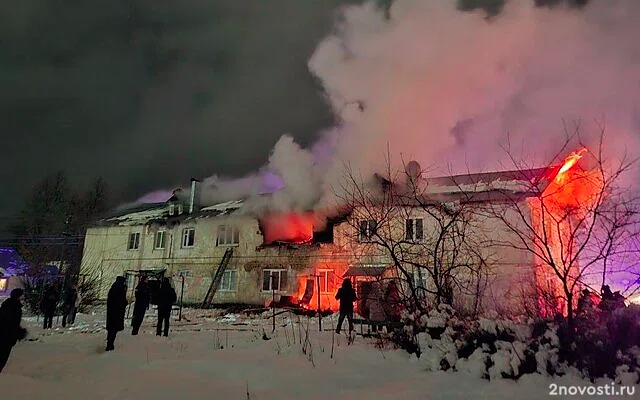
left=105, top=275, right=176, bottom=351
left=576, top=284, right=628, bottom=315
left=39, top=284, right=81, bottom=329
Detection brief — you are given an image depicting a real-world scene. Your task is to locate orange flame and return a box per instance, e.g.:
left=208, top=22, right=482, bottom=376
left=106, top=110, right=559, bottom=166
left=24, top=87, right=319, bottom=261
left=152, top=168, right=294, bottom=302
left=261, top=212, right=315, bottom=244
left=554, top=148, right=587, bottom=184
left=295, top=260, right=346, bottom=312
left=531, top=147, right=604, bottom=317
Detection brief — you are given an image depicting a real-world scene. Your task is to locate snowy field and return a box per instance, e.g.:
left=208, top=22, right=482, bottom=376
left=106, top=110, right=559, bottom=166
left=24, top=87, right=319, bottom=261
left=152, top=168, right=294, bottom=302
left=0, top=308, right=628, bottom=399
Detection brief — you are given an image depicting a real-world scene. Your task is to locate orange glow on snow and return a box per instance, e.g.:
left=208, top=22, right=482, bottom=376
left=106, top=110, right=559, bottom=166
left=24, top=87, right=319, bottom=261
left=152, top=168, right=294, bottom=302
left=261, top=212, right=315, bottom=244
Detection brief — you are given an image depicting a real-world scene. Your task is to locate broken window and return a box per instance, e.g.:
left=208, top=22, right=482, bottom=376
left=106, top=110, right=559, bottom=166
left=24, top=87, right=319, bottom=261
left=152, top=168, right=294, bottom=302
left=405, top=218, right=424, bottom=241
left=182, top=228, right=195, bottom=248
left=359, top=219, right=377, bottom=241
left=217, top=225, right=240, bottom=246
left=219, top=270, right=238, bottom=291
left=262, top=269, right=288, bottom=292
left=127, top=232, right=140, bottom=250
left=154, top=231, right=166, bottom=249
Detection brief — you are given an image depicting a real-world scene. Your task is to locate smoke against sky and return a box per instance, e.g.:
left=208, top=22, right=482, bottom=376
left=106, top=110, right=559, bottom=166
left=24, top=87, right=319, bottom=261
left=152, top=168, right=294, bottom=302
left=4, top=0, right=640, bottom=227
left=314, top=0, right=640, bottom=183
left=199, top=0, right=640, bottom=214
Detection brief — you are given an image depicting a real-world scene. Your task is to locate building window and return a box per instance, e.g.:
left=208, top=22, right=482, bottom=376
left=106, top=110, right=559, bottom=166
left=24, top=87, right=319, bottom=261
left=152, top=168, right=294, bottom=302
left=182, top=228, right=195, bottom=248
left=411, top=270, right=428, bottom=298
left=0, top=278, right=7, bottom=292
left=169, top=203, right=184, bottom=216
left=154, top=231, right=166, bottom=249
left=405, top=218, right=424, bottom=241
left=359, top=220, right=377, bottom=241
left=127, top=232, right=140, bottom=250
left=217, top=225, right=239, bottom=246
left=262, top=269, right=288, bottom=292
left=318, top=269, right=334, bottom=293
left=219, top=270, right=238, bottom=291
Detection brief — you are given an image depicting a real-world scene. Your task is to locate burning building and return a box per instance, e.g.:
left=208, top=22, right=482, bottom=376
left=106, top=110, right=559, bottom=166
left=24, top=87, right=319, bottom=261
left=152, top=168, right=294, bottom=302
left=79, top=149, right=606, bottom=318
left=79, top=179, right=350, bottom=311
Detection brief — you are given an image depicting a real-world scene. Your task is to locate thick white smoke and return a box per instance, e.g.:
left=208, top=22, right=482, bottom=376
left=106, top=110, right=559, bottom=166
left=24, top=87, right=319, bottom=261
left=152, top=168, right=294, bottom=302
left=311, top=0, right=640, bottom=187
left=137, top=0, right=640, bottom=217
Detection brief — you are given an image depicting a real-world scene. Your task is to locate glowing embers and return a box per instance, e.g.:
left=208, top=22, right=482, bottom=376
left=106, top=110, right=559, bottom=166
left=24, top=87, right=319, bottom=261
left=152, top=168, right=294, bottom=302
left=261, top=212, right=315, bottom=244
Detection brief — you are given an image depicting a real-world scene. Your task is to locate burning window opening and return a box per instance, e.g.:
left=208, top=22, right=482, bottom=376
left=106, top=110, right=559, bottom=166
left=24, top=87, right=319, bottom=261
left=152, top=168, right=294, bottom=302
left=259, top=212, right=315, bottom=245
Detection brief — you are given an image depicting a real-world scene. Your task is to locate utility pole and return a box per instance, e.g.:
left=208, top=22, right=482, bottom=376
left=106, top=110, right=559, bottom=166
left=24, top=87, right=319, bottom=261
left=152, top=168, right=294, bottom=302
left=271, top=273, right=276, bottom=333
left=316, top=274, right=322, bottom=332
left=178, top=273, right=186, bottom=321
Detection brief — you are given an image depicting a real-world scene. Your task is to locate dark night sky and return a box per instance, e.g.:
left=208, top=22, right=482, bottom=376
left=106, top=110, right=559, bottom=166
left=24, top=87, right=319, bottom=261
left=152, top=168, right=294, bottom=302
left=0, top=0, right=586, bottom=234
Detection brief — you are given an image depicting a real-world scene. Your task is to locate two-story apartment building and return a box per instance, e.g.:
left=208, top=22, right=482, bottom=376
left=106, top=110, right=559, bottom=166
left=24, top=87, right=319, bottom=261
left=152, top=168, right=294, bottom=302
left=80, top=181, right=353, bottom=309
left=81, top=161, right=578, bottom=317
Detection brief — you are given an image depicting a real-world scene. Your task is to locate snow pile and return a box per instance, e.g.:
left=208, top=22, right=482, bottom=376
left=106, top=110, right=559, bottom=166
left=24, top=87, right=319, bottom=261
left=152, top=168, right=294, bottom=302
left=396, top=304, right=640, bottom=384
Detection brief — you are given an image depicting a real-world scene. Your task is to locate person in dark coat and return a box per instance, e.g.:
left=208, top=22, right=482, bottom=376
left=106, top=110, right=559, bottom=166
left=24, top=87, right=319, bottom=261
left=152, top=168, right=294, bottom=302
left=0, top=288, right=28, bottom=373
left=62, top=284, right=78, bottom=327
left=131, top=275, right=150, bottom=335
left=156, top=277, right=176, bottom=337
left=105, top=276, right=127, bottom=351
left=335, top=278, right=357, bottom=334
left=41, top=285, right=58, bottom=329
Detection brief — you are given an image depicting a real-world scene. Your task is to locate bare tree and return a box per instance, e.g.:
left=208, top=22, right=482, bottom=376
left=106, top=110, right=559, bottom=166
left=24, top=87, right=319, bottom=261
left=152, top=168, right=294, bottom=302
left=334, top=155, right=494, bottom=316
left=487, top=127, right=640, bottom=326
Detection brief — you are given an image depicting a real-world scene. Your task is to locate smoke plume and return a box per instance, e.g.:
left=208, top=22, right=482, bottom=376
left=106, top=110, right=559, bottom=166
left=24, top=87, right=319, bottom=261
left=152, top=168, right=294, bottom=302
left=145, top=0, right=640, bottom=222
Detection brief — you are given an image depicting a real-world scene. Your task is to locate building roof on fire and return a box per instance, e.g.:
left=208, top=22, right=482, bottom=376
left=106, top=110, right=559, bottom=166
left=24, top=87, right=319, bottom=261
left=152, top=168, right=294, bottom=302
left=372, top=165, right=562, bottom=206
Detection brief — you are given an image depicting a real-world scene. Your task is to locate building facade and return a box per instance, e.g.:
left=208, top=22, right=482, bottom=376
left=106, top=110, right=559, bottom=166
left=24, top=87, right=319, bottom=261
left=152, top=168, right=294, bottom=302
left=80, top=166, right=574, bottom=317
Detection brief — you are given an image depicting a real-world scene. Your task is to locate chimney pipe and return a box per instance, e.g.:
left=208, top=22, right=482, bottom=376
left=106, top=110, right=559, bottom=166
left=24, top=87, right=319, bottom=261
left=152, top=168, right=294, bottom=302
left=189, top=178, right=200, bottom=214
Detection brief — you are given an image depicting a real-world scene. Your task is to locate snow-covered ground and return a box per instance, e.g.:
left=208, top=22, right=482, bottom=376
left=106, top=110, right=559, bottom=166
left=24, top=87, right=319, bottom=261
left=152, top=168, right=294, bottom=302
left=0, top=308, right=630, bottom=399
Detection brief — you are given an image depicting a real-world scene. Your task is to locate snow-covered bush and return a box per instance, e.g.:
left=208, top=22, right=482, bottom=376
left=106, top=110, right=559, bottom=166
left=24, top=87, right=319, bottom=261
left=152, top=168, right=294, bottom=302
left=564, top=305, right=640, bottom=381
left=390, top=303, right=640, bottom=383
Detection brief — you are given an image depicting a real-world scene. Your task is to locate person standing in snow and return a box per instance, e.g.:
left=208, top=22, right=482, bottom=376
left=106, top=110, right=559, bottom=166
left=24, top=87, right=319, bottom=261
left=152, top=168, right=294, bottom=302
left=62, top=284, right=78, bottom=327
left=156, top=277, right=176, bottom=337
left=0, top=289, right=28, bottom=373
left=131, top=275, right=150, bottom=335
left=368, top=281, right=385, bottom=331
left=105, top=276, right=127, bottom=351
left=384, top=280, right=402, bottom=323
left=41, top=285, right=58, bottom=329
left=335, top=278, right=357, bottom=334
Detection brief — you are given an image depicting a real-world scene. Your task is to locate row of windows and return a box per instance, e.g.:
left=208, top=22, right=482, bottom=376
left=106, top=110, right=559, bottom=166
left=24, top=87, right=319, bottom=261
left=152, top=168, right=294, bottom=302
left=358, top=218, right=424, bottom=241
left=127, top=225, right=240, bottom=250
left=262, top=269, right=333, bottom=293
left=128, top=216, right=425, bottom=250
left=161, top=269, right=334, bottom=294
